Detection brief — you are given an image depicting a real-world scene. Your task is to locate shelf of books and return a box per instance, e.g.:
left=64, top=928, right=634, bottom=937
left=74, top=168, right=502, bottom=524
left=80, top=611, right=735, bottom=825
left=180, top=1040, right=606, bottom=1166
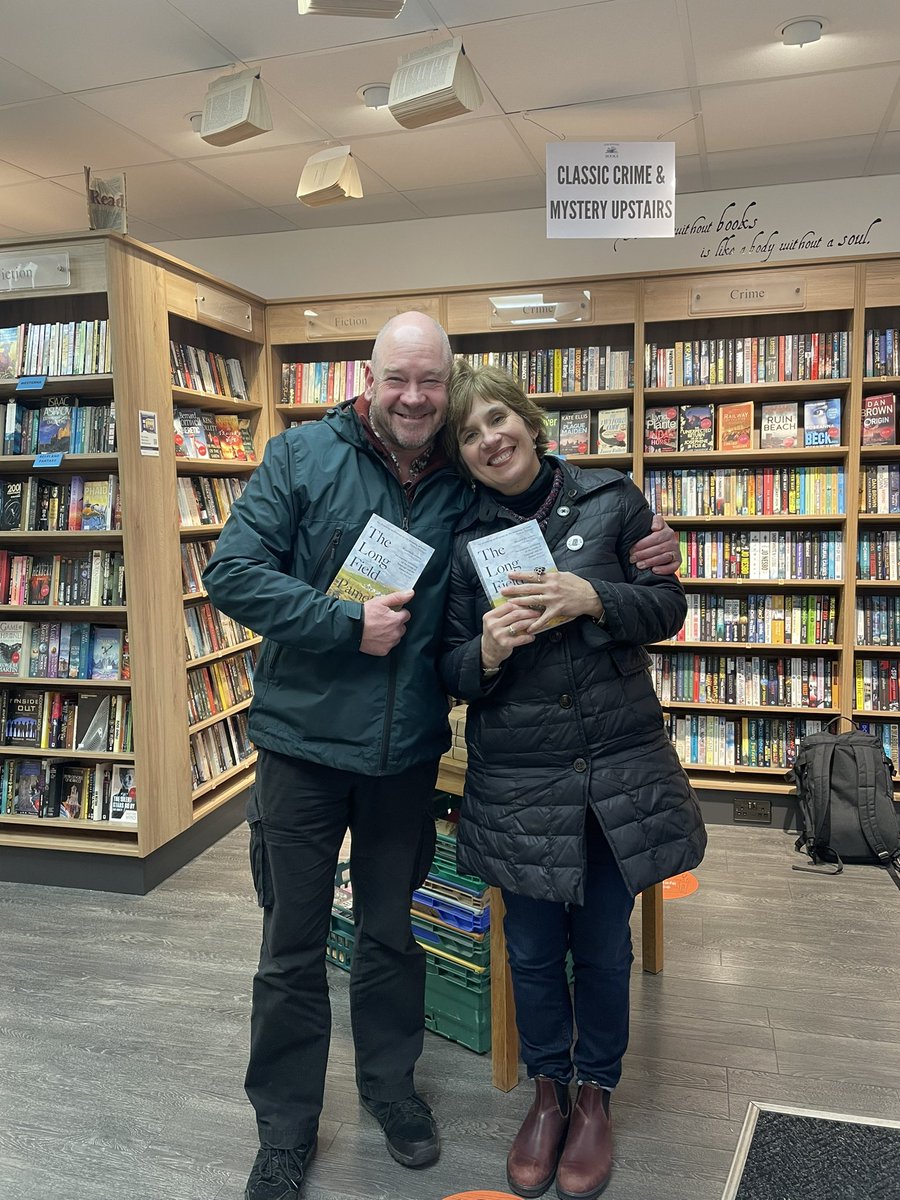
left=0, top=232, right=266, bottom=881
left=268, top=262, right=900, bottom=805
left=165, top=264, right=266, bottom=825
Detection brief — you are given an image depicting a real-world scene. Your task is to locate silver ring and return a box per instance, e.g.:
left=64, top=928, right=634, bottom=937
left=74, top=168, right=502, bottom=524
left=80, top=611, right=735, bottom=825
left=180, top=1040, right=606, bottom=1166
left=671, top=550, right=678, bottom=563
left=509, top=624, right=519, bottom=635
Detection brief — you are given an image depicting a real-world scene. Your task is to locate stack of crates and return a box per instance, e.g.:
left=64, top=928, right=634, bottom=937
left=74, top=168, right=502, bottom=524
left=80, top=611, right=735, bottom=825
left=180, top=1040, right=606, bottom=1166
left=325, top=817, right=493, bottom=1054
left=413, top=822, right=491, bottom=1054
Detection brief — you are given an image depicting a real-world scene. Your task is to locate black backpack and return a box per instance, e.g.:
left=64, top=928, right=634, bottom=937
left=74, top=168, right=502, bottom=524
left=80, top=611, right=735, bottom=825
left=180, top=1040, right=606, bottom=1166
left=788, top=718, right=900, bottom=888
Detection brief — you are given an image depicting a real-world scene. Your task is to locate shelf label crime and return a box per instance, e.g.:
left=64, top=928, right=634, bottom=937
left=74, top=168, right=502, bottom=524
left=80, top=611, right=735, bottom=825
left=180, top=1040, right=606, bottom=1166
left=546, top=142, right=675, bottom=240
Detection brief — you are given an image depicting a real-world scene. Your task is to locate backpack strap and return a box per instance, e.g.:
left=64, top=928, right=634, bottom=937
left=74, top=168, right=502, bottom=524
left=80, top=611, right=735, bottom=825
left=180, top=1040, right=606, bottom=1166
left=851, top=742, right=894, bottom=864
left=792, top=740, right=843, bottom=875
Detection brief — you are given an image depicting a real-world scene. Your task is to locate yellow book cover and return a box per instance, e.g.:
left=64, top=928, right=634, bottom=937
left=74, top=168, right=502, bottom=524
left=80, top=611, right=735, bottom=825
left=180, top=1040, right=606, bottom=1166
left=326, top=513, right=434, bottom=605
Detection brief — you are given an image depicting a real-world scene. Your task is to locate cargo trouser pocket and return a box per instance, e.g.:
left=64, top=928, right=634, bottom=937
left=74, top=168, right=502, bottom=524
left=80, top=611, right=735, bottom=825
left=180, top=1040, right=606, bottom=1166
left=247, top=789, right=273, bottom=908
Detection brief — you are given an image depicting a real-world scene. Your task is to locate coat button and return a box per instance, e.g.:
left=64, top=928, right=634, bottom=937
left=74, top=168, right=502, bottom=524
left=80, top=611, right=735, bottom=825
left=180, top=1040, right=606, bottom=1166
left=566, top=534, right=584, bottom=551
left=557, top=505, right=570, bottom=516
left=550, top=630, right=563, bottom=643
left=568, top=489, right=578, bottom=498
left=573, top=758, right=587, bottom=772
left=560, top=694, right=573, bottom=709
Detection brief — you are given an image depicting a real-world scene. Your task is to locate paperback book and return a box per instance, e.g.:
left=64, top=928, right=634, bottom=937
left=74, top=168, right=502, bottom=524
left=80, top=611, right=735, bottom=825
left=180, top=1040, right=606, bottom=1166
left=466, top=519, right=567, bottom=629
left=14, top=759, right=45, bottom=815
left=594, top=407, right=629, bottom=454
left=678, top=405, right=714, bottom=453
left=75, top=692, right=111, bottom=752
left=90, top=627, right=123, bottom=680
left=0, top=326, right=20, bottom=381
left=37, top=405, right=72, bottom=454
left=542, top=410, right=560, bottom=455
left=326, top=513, right=435, bottom=604
left=109, top=764, right=137, bottom=824
left=861, top=393, right=897, bottom=446
left=717, top=401, right=754, bottom=450
left=803, top=398, right=841, bottom=447
left=644, top=406, right=679, bottom=453
left=558, top=409, right=590, bottom=456
left=0, top=619, right=26, bottom=677
left=759, top=401, right=799, bottom=449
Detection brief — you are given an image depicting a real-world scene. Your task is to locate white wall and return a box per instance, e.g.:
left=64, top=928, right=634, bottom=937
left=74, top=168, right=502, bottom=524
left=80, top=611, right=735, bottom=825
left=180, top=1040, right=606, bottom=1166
left=154, top=175, right=900, bottom=301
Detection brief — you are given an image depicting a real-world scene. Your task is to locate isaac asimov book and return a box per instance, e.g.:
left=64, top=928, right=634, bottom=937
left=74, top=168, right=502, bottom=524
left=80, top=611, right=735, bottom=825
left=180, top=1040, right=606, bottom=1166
left=326, top=513, right=434, bottom=604
left=467, top=519, right=568, bottom=629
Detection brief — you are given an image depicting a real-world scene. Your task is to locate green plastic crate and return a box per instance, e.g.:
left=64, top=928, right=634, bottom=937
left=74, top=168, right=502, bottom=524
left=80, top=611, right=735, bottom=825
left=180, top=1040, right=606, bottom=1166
left=423, top=952, right=491, bottom=1054
left=326, top=910, right=354, bottom=972
left=412, top=911, right=490, bottom=969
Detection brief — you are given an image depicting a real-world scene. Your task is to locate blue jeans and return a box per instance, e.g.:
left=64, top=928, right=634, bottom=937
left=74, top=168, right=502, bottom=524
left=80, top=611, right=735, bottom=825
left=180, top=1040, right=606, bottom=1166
left=501, top=810, right=635, bottom=1088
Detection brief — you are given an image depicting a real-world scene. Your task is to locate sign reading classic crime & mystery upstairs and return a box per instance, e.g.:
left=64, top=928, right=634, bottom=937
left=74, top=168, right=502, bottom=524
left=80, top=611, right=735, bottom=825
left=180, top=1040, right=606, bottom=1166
left=546, top=142, right=675, bottom=239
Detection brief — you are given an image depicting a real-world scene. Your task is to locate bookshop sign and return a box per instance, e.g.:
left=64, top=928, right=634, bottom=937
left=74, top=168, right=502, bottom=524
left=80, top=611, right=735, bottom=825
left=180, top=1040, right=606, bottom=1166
left=546, top=142, right=675, bottom=239
left=0, top=251, right=70, bottom=291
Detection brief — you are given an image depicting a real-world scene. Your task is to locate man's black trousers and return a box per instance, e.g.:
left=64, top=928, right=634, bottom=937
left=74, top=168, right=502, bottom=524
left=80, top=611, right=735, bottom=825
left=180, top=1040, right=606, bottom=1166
left=245, top=747, right=439, bottom=1148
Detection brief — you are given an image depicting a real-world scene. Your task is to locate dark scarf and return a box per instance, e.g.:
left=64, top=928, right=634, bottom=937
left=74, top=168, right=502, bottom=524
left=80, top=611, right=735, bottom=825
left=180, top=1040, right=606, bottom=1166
left=485, top=457, right=564, bottom=531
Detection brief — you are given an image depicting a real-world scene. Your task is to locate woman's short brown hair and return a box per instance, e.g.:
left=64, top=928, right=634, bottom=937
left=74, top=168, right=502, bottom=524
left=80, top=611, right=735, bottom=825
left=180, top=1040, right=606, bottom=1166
left=444, top=359, right=549, bottom=473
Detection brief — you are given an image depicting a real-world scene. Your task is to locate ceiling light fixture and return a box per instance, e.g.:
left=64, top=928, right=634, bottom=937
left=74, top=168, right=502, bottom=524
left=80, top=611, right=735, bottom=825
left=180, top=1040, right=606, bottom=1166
left=781, top=17, right=823, bottom=46
left=358, top=83, right=391, bottom=109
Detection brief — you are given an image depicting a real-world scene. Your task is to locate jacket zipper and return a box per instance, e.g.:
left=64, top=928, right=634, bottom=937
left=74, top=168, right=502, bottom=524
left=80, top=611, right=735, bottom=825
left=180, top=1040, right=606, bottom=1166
left=313, top=527, right=343, bottom=587
left=378, top=482, right=417, bottom=770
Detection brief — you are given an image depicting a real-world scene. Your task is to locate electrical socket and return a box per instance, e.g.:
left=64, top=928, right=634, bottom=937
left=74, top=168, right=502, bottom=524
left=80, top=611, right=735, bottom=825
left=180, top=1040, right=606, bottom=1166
left=733, top=798, right=772, bottom=824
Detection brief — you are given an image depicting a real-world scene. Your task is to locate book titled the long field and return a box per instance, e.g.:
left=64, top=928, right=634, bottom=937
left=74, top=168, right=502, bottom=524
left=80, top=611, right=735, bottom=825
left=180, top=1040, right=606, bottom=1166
left=326, top=513, right=434, bottom=604
left=466, top=519, right=568, bottom=629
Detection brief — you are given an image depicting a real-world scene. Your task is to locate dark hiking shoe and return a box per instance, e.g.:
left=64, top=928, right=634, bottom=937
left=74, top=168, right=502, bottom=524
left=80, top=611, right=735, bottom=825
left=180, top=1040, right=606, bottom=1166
left=360, top=1092, right=440, bottom=1167
left=245, top=1141, right=316, bottom=1200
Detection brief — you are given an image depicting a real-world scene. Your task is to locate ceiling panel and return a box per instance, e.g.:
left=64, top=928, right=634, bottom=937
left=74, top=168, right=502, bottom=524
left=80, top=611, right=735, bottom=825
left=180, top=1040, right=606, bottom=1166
left=168, top=0, right=437, bottom=61
left=76, top=72, right=325, bottom=160
left=0, top=0, right=230, bottom=92
left=404, top=176, right=547, bottom=218
left=0, top=181, right=96, bottom=235
left=432, top=0, right=616, bottom=22
left=352, top=118, right=538, bottom=190
left=0, top=98, right=173, bottom=178
left=270, top=191, right=425, bottom=229
left=192, top=145, right=393, bottom=208
left=0, top=56, right=60, bottom=105
left=53, top=161, right=268, bottom=222
left=869, top=131, right=900, bottom=176
left=0, top=161, right=40, bottom=189
left=700, top=67, right=900, bottom=154
left=510, top=91, right=700, bottom=161
left=461, top=0, right=688, bottom=112
left=705, top=136, right=875, bottom=191
left=687, top=0, right=900, bottom=87
left=158, top=208, right=302, bottom=240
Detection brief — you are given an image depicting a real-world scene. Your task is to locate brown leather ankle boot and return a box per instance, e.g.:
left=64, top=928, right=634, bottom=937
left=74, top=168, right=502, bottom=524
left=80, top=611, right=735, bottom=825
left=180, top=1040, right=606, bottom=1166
left=555, top=1083, right=612, bottom=1200
left=506, top=1076, right=571, bottom=1198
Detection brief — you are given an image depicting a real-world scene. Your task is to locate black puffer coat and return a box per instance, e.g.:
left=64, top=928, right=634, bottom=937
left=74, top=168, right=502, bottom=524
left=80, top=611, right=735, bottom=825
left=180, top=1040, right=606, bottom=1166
left=439, top=461, right=707, bottom=905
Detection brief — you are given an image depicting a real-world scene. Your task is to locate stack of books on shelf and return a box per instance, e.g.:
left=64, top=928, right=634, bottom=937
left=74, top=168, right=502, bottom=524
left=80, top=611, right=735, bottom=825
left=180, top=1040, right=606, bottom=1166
left=644, top=330, right=849, bottom=387
left=650, top=651, right=840, bottom=709
left=3, top=398, right=116, bottom=455
left=643, top=464, right=845, bottom=516
left=177, top=476, right=248, bottom=528
left=0, top=320, right=112, bottom=379
left=670, top=593, right=838, bottom=645
left=0, top=685, right=132, bottom=753
left=281, top=359, right=367, bottom=406
left=864, top=328, right=900, bottom=376
left=664, top=712, right=829, bottom=770
left=173, top=408, right=256, bottom=462
left=169, top=341, right=248, bottom=399
left=456, top=346, right=633, bottom=393
left=642, top=399, right=844, bottom=454
left=0, top=550, right=125, bottom=608
left=0, top=756, right=135, bottom=822
left=326, top=815, right=492, bottom=1054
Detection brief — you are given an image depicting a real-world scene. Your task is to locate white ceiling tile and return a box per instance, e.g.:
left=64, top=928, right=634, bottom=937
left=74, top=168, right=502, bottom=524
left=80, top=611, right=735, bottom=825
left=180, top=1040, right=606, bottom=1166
left=510, top=91, right=700, bottom=162
left=866, top=131, right=900, bottom=176
left=53, top=161, right=270, bottom=224
left=76, top=71, right=326, bottom=159
left=431, top=0, right=614, bottom=20
left=158, top=208, right=301, bottom=240
left=0, top=181, right=94, bottom=235
left=260, top=37, right=501, bottom=141
left=0, top=161, right=40, bottom=188
left=168, top=0, right=437, bottom=60
left=460, top=0, right=688, bottom=112
left=123, top=216, right=182, bottom=243
left=272, top=192, right=424, bottom=229
left=1, top=97, right=173, bottom=177
left=0, top=222, right=30, bottom=237
left=673, top=155, right=705, bottom=195
left=0, top=0, right=229, bottom=92
left=404, top=176, right=546, bottom=218
left=352, top=118, right=535, bottom=190
left=687, top=0, right=900, bottom=87
left=700, top=68, right=900, bottom=153
left=192, top=146, right=392, bottom=209
left=0, top=55, right=60, bottom=105
left=705, top=137, right=875, bottom=191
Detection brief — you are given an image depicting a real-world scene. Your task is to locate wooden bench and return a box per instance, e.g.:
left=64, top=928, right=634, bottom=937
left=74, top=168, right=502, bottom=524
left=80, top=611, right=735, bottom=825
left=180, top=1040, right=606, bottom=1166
left=437, top=756, right=663, bottom=1091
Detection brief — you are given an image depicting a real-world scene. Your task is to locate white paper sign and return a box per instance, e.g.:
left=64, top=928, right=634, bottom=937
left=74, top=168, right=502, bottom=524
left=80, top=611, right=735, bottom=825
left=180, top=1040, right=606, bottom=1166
left=546, top=142, right=675, bottom=239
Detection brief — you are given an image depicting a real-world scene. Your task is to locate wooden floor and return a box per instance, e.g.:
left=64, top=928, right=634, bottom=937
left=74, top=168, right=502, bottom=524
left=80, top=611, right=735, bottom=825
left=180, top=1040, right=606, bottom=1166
left=2, top=823, right=900, bottom=1200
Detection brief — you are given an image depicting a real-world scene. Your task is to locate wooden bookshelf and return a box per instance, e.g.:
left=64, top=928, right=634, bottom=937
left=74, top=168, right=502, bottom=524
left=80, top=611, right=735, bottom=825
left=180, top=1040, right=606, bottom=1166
left=0, top=232, right=266, bottom=884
